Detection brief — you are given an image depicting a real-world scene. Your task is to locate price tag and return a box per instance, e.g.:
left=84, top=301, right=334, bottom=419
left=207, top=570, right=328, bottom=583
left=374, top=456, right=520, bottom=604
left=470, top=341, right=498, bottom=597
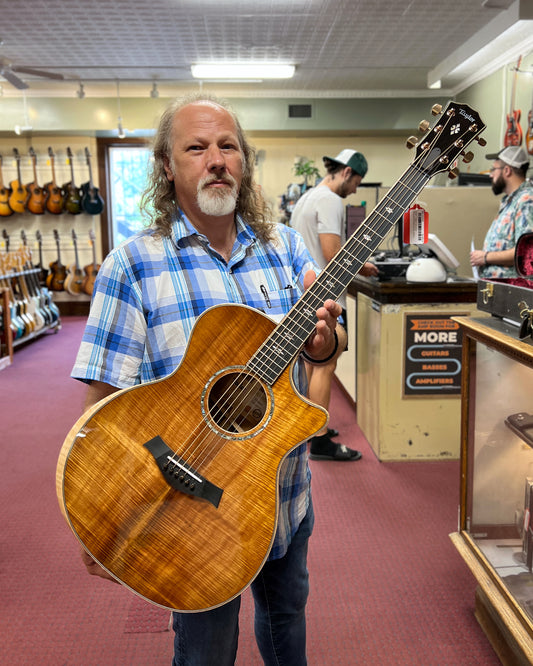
left=403, top=204, right=429, bottom=245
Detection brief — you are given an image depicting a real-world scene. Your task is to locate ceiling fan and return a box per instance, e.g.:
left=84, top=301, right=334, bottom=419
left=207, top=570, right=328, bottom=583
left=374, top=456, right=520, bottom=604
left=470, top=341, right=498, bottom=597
left=0, top=57, right=64, bottom=89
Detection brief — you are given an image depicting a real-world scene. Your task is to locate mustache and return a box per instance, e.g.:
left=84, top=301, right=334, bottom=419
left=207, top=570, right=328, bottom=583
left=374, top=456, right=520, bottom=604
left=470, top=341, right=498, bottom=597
left=198, top=173, right=238, bottom=190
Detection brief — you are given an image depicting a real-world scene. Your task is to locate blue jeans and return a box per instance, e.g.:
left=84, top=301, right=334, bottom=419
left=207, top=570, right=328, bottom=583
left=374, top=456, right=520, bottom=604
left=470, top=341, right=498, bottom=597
left=172, top=500, right=314, bottom=666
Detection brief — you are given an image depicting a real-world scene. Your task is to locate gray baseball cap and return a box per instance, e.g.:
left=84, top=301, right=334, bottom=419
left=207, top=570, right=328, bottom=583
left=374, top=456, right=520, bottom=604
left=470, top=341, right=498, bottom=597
left=486, top=146, right=530, bottom=169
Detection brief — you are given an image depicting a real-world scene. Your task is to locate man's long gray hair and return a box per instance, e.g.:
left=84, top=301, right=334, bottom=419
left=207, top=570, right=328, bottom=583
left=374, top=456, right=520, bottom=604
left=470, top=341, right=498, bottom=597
left=140, top=93, right=275, bottom=242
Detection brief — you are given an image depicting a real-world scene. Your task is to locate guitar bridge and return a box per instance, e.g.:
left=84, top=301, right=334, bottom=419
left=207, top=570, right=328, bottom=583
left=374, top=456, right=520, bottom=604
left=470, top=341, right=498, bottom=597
left=143, top=435, right=223, bottom=508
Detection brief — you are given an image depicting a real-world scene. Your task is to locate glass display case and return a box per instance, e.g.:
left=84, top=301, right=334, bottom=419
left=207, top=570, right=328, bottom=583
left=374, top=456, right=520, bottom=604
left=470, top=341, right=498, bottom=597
left=452, top=315, right=533, bottom=666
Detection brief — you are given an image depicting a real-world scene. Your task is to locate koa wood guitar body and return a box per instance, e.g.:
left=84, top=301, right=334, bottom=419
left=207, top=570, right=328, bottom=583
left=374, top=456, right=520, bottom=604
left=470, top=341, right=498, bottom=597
left=57, top=101, right=486, bottom=612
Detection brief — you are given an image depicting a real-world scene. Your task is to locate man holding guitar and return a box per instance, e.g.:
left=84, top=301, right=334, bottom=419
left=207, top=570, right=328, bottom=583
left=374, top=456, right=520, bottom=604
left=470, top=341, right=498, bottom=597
left=70, top=94, right=340, bottom=666
left=470, top=146, right=533, bottom=278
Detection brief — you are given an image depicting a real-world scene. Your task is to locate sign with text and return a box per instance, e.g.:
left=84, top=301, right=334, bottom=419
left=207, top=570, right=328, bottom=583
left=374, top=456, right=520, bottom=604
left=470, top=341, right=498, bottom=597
left=403, top=314, right=464, bottom=396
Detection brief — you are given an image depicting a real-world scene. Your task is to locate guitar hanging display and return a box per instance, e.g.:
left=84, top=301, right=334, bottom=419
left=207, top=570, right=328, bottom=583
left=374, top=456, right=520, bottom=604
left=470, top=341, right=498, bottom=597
left=44, top=147, right=65, bottom=215
left=57, top=100, right=486, bottom=612
left=504, top=55, right=523, bottom=148
left=81, top=148, right=104, bottom=215
left=82, top=229, right=100, bottom=296
left=527, top=85, right=533, bottom=156
left=63, top=147, right=82, bottom=215
left=0, top=155, right=14, bottom=217
left=26, top=147, right=47, bottom=215
left=46, top=229, right=67, bottom=291
left=64, top=229, right=84, bottom=296
left=8, top=148, right=28, bottom=214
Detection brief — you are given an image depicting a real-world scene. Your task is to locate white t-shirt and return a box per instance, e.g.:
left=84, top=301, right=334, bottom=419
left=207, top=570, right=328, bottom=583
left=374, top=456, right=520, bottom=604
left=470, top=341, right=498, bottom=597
left=290, top=185, right=347, bottom=307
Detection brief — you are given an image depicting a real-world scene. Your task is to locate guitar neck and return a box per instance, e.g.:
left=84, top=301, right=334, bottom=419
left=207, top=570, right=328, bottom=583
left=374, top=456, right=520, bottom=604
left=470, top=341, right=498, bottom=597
left=249, top=164, right=429, bottom=384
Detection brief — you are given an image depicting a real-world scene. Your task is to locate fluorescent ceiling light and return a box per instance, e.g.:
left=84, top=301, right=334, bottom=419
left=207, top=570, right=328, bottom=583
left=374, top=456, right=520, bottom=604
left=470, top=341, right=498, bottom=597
left=191, top=63, right=295, bottom=80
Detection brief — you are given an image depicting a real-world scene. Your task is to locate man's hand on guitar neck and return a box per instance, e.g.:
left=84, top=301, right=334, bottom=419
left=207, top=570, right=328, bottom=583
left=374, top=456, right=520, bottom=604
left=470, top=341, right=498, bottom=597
left=301, top=269, right=342, bottom=363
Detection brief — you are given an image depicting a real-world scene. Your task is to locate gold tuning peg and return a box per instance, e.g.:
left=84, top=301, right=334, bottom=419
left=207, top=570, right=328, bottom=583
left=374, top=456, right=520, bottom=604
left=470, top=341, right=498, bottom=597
left=431, top=104, right=443, bottom=116
left=475, top=136, right=487, bottom=147
left=406, top=136, right=418, bottom=149
left=462, top=151, right=474, bottom=163
left=418, top=120, right=430, bottom=132
left=448, top=167, right=460, bottom=179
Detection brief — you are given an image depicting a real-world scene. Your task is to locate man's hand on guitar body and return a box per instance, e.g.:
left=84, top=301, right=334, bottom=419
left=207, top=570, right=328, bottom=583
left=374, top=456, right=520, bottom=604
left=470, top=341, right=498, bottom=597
left=80, top=548, right=118, bottom=583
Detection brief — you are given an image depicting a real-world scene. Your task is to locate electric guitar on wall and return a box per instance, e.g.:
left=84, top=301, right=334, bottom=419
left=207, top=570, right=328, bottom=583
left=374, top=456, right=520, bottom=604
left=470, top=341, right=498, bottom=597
left=57, top=101, right=486, bottom=612
left=26, top=147, right=47, bottom=215
left=504, top=55, right=523, bottom=148
left=526, top=86, right=533, bottom=156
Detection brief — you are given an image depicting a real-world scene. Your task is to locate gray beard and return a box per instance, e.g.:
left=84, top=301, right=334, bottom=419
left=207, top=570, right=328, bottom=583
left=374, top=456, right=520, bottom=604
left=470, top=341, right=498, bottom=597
left=197, top=179, right=238, bottom=216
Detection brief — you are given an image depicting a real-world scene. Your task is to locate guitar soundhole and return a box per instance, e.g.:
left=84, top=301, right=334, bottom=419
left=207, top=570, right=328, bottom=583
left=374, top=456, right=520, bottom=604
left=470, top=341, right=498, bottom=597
left=205, top=370, right=270, bottom=437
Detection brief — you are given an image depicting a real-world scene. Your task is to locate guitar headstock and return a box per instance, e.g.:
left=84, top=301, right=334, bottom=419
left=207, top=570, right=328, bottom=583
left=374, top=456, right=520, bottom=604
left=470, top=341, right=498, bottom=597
left=36, top=229, right=42, bottom=243
left=85, top=147, right=91, bottom=163
left=48, top=146, right=55, bottom=160
left=13, top=147, right=20, bottom=162
left=71, top=228, right=78, bottom=242
left=411, top=101, right=486, bottom=179
left=89, top=228, right=95, bottom=243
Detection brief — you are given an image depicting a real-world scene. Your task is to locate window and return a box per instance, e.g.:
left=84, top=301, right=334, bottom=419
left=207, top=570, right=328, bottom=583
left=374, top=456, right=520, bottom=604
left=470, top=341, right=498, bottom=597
left=108, top=145, right=151, bottom=248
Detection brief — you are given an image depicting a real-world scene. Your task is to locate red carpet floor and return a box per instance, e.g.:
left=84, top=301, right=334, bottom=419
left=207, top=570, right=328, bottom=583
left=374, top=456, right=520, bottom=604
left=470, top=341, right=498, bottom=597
left=0, top=316, right=500, bottom=665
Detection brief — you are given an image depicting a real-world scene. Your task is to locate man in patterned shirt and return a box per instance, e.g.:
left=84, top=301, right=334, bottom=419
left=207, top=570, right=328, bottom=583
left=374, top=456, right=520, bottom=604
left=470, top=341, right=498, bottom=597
left=470, top=146, right=533, bottom=278
left=71, top=93, right=343, bottom=666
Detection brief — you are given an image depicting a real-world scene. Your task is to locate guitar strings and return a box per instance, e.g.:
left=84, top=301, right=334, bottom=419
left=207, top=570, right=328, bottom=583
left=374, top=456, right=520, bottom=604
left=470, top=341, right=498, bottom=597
left=166, top=107, right=482, bottom=477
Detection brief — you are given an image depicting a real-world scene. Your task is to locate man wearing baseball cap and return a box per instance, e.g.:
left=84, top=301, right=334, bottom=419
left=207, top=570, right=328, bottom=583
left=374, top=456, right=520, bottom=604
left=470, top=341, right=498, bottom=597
left=470, top=146, right=533, bottom=278
left=291, top=148, right=378, bottom=461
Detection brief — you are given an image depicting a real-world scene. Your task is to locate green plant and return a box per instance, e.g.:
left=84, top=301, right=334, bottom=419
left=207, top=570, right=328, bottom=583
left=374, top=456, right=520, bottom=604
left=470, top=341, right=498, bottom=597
left=293, top=159, right=321, bottom=186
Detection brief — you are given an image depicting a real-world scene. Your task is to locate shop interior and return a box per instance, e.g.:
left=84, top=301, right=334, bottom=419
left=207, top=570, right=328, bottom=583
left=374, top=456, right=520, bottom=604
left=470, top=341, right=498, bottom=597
left=1, top=1, right=533, bottom=664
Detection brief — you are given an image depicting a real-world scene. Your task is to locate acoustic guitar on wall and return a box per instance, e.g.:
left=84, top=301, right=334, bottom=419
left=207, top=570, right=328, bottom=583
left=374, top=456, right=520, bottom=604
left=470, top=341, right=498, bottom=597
left=46, top=229, right=67, bottom=291
left=63, top=147, right=82, bottom=215
left=0, top=155, right=14, bottom=217
left=8, top=148, right=28, bottom=214
left=81, top=148, right=104, bottom=215
left=44, top=147, right=65, bottom=215
left=504, top=55, right=523, bottom=148
left=26, top=147, right=48, bottom=215
left=82, top=229, right=100, bottom=296
left=57, top=101, right=487, bottom=612
left=64, top=229, right=85, bottom=296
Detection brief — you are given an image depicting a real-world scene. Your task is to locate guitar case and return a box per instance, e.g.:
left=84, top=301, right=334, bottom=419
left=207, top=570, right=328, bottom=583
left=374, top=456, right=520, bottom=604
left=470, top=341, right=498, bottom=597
left=476, top=232, right=533, bottom=335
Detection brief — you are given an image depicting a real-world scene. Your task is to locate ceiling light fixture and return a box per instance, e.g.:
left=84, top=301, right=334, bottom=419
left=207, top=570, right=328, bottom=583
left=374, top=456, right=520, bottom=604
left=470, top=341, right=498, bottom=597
left=191, top=63, right=295, bottom=80
left=150, top=81, right=159, bottom=98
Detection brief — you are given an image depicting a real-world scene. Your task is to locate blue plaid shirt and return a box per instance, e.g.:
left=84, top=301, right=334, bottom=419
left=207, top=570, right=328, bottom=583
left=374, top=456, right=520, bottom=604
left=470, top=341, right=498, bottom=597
left=72, top=211, right=318, bottom=559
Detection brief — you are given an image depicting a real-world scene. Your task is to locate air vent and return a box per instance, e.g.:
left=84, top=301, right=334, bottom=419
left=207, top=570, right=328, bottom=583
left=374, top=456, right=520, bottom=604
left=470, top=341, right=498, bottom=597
left=288, top=104, right=312, bottom=119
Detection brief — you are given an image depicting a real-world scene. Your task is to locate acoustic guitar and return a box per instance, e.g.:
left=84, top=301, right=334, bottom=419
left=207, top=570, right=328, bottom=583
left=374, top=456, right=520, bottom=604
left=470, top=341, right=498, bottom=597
left=0, top=155, right=14, bottom=217
left=8, top=148, right=28, bottom=214
left=81, top=148, right=104, bottom=215
left=63, top=147, right=82, bottom=215
left=34, top=230, right=49, bottom=286
left=26, top=147, right=47, bottom=215
left=57, top=101, right=486, bottom=612
left=46, top=229, right=67, bottom=291
left=64, top=229, right=85, bottom=295
left=82, top=229, right=100, bottom=296
left=45, top=147, right=65, bottom=215
left=504, top=56, right=523, bottom=148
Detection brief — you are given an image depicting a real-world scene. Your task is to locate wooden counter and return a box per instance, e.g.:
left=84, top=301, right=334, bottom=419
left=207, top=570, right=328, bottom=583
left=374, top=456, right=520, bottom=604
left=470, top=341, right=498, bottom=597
left=341, top=276, right=484, bottom=461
